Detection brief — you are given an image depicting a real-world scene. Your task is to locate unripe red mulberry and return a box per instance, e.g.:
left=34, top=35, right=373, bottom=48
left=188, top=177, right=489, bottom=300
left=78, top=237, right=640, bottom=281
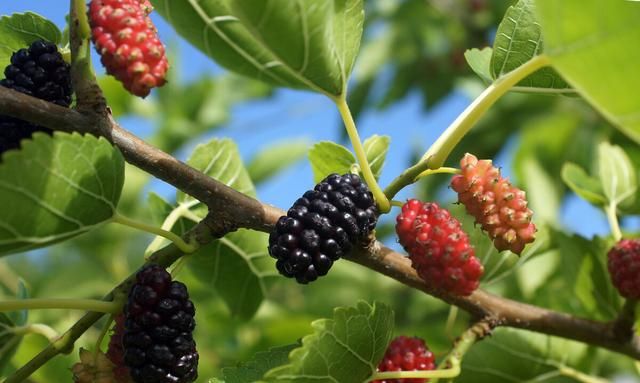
left=396, top=199, right=483, bottom=296
left=374, top=336, right=436, bottom=383
left=608, top=239, right=640, bottom=299
left=451, top=153, right=536, bottom=255
left=89, top=0, right=168, bottom=97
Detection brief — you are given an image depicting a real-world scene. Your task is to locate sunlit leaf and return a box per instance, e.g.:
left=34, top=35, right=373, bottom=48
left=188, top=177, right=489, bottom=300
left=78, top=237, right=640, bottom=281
left=265, top=301, right=393, bottom=383
left=223, top=344, right=298, bottom=383
left=597, top=142, right=637, bottom=209
left=363, top=135, right=390, bottom=181
left=457, top=328, right=590, bottom=383
left=308, top=136, right=389, bottom=183
left=308, top=141, right=355, bottom=183
left=561, top=162, right=606, bottom=206
left=491, top=0, right=572, bottom=93
left=151, top=0, right=364, bottom=97
left=178, top=138, right=256, bottom=218
left=464, top=47, right=493, bottom=84
left=536, top=0, right=640, bottom=141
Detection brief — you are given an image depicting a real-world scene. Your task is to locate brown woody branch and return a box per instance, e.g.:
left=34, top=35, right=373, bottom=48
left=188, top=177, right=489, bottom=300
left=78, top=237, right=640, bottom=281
left=0, top=82, right=639, bottom=373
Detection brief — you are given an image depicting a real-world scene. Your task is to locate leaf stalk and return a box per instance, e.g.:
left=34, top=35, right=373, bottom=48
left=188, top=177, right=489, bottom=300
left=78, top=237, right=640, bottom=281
left=112, top=213, right=198, bottom=254
left=334, top=96, right=391, bottom=213
left=0, top=299, right=120, bottom=314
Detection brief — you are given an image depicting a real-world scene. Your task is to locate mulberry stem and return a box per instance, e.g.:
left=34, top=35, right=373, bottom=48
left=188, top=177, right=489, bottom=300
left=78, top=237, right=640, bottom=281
left=13, top=324, right=59, bottom=341
left=384, top=164, right=460, bottom=200
left=368, top=358, right=460, bottom=381
left=421, top=54, right=551, bottom=168
left=431, top=322, right=488, bottom=383
left=111, top=213, right=198, bottom=254
left=0, top=299, right=120, bottom=314
left=605, top=202, right=623, bottom=241
left=334, top=96, right=391, bottom=213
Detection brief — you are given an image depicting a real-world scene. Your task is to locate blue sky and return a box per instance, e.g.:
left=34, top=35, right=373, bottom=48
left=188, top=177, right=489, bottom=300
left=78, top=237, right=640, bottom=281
left=1, top=2, right=614, bottom=239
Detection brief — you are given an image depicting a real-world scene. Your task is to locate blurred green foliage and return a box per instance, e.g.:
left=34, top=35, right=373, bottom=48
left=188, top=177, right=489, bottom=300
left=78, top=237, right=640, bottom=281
left=1, top=0, right=640, bottom=382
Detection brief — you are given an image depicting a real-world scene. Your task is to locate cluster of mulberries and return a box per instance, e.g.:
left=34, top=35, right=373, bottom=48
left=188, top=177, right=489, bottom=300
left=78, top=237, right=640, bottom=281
left=122, top=264, right=198, bottom=383
left=0, top=40, right=72, bottom=155
left=396, top=199, right=484, bottom=296
left=89, top=0, right=168, bottom=97
left=374, top=336, right=436, bottom=383
left=268, top=173, right=378, bottom=284
left=451, top=153, right=536, bottom=255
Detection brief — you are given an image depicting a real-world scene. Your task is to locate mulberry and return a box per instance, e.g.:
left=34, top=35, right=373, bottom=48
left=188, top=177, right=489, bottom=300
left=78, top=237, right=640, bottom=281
left=0, top=40, right=72, bottom=154
left=268, top=173, right=378, bottom=284
left=451, top=153, right=536, bottom=255
left=123, top=264, right=198, bottom=383
left=608, top=239, right=640, bottom=299
left=106, top=313, right=134, bottom=382
left=374, top=336, right=436, bottom=383
left=396, top=199, right=483, bottom=296
left=89, top=0, right=168, bottom=97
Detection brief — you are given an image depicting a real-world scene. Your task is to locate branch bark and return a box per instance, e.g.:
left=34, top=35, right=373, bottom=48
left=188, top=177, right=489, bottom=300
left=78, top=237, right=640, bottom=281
left=1, top=74, right=639, bottom=374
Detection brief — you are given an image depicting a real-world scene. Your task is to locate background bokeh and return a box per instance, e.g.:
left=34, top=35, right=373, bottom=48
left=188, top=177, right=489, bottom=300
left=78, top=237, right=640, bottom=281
left=1, top=1, right=639, bottom=382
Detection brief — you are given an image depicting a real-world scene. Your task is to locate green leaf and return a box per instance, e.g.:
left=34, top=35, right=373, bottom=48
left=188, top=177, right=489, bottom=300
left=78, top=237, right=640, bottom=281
left=308, top=141, right=355, bottom=183
left=0, top=313, right=21, bottom=374
left=0, top=13, right=62, bottom=77
left=561, top=162, right=606, bottom=205
left=464, top=47, right=493, bottom=84
left=536, top=0, right=640, bottom=142
left=265, top=301, right=394, bottom=383
left=188, top=229, right=278, bottom=321
left=553, top=231, right=620, bottom=319
left=223, top=344, right=298, bottom=383
left=519, top=157, right=559, bottom=224
left=363, top=135, right=390, bottom=181
left=178, top=138, right=256, bottom=218
left=151, top=0, right=364, bottom=97
left=146, top=193, right=194, bottom=236
left=457, top=328, right=589, bottom=383
left=597, top=142, right=637, bottom=209
left=308, top=136, right=389, bottom=183
left=0, top=132, right=124, bottom=256
left=491, top=0, right=572, bottom=94
left=248, top=139, right=310, bottom=184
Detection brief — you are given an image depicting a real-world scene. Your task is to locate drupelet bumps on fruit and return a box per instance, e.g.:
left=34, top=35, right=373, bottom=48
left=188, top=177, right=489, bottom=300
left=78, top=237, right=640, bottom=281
left=89, top=0, right=168, bottom=97
left=451, top=153, right=536, bottom=255
left=396, top=199, right=483, bottom=296
left=106, top=313, right=134, bottom=382
left=0, top=40, right=72, bottom=154
left=123, top=264, right=198, bottom=383
left=268, top=173, right=379, bottom=284
left=374, top=336, right=436, bottom=383
left=607, top=239, right=640, bottom=299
